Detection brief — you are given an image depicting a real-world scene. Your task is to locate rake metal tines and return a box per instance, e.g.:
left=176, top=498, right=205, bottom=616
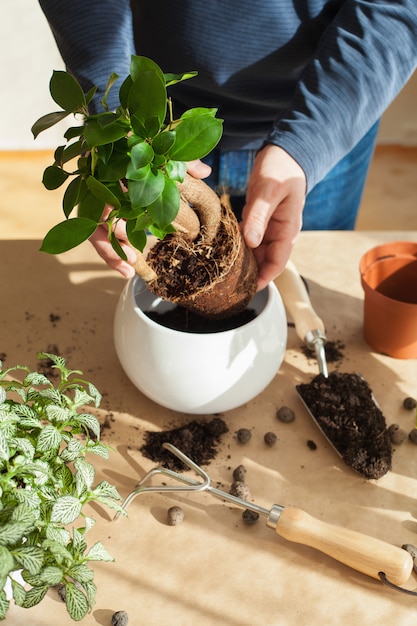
left=117, top=442, right=275, bottom=520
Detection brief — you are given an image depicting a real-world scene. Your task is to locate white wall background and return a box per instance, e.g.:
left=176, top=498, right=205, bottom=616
left=1, top=0, right=416, bottom=150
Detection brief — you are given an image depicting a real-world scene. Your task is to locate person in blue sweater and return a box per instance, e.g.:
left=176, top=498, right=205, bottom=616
left=38, top=1, right=417, bottom=290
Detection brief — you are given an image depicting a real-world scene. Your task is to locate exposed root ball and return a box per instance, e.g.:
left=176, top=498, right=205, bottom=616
left=146, top=201, right=258, bottom=319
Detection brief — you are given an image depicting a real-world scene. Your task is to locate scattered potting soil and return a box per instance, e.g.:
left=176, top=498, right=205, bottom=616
left=301, top=339, right=345, bottom=364
left=296, top=371, right=392, bottom=479
left=140, top=417, right=229, bottom=471
left=145, top=304, right=256, bottom=333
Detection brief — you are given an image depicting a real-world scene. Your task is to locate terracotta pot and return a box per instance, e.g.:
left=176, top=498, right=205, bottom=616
left=114, top=277, right=287, bottom=414
left=359, top=241, right=417, bottom=358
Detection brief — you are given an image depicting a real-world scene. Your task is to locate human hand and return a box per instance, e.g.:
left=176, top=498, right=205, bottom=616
left=241, top=144, right=306, bottom=291
left=88, top=159, right=212, bottom=278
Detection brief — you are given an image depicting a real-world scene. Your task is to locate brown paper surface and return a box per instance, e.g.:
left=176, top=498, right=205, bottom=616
left=2, top=232, right=417, bottom=626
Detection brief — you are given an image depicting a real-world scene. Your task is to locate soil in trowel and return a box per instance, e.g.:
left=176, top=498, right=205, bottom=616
left=140, top=417, right=229, bottom=471
left=297, top=371, right=392, bottom=479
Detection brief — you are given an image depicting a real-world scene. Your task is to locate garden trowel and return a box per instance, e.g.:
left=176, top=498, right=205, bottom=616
left=275, top=260, right=392, bottom=479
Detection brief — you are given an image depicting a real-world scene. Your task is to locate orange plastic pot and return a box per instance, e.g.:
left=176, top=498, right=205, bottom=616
left=360, top=241, right=417, bottom=359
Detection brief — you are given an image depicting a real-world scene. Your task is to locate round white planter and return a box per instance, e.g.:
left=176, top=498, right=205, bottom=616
left=114, top=278, right=287, bottom=414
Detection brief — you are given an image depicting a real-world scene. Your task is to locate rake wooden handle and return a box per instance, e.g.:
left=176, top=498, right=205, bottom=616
left=275, top=260, right=325, bottom=342
left=270, top=506, right=413, bottom=585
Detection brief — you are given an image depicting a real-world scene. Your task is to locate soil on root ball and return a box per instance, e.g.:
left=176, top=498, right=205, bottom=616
left=145, top=202, right=258, bottom=320
left=140, top=417, right=229, bottom=472
left=296, top=371, right=392, bottom=479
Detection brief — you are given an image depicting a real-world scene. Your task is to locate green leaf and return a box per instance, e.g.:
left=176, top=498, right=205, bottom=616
left=152, top=129, right=176, bottom=155
left=46, top=524, right=71, bottom=546
left=74, top=458, right=95, bottom=494
left=130, top=55, right=165, bottom=84
left=10, top=578, right=26, bottom=607
left=45, top=404, right=72, bottom=423
left=65, top=582, right=89, bottom=621
left=86, top=176, right=121, bottom=209
left=55, top=139, right=85, bottom=166
left=60, top=438, right=83, bottom=463
left=51, top=496, right=83, bottom=524
left=126, top=220, right=147, bottom=252
left=147, top=177, right=180, bottom=228
left=0, top=591, right=9, bottom=620
left=40, top=565, right=64, bottom=586
left=85, top=541, right=114, bottom=562
left=0, top=547, right=14, bottom=577
left=165, top=159, right=187, bottom=182
left=130, top=141, right=154, bottom=169
left=96, top=149, right=129, bottom=182
left=84, top=117, right=128, bottom=148
left=77, top=189, right=105, bottom=222
left=168, top=114, right=223, bottom=161
left=40, top=218, right=98, bottom=254
left=12, top=546, right=44, bottom=575
left=128, top=168, right=165, bottom=208
left=9, top=437, right=35, bottom=460
left=164, top=70, right=198, bottom=86
left=50, top=70, right=86, bottom=112
left=101, top=72, right=119, bottom=110
left=0, top=522, right=30, bottom=546
left=75, top=413, right=101, bottom=439
left=42, top=165, right=69, bottom=190
left=68, top=563, right=94, bottom=584
left=92, top=481, right=122, bottom=503
left=31, top=111, right=71, bottom=139
left=108, top=231, right=127, bottom=261
left=0, top=430, right=9, bottom=461
left=36, top=424, right=62, bottom=452
left=128, top=71, right=166, bottom=129
left=63, top=176, right=85, bottom=217
left=21, top=585, right=49, bottom=609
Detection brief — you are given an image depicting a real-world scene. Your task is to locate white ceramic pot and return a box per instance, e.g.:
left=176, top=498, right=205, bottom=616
left=114, top=277, right=287, bottom=414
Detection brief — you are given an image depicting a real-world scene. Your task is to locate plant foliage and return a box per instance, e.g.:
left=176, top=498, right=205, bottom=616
left=0, top=353, right=124, bottom=621
left=32, top=55, right=223, bottom=260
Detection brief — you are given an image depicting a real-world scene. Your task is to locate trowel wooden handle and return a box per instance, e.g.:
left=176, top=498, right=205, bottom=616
left=273, top=506, right=413, bottom=585
left=275, top=260, right=325, bottom=343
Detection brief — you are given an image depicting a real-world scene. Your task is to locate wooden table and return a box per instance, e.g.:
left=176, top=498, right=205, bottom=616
left=2, top=231, right=417, bottom=626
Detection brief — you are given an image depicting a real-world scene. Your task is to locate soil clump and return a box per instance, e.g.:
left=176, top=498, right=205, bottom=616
left=297, top=371, right=392, bottom=479
left=140, top=417, right=228, bottom=471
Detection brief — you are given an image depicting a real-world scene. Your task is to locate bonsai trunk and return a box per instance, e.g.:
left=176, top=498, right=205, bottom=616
left=134, top=175, right=258, bottom=320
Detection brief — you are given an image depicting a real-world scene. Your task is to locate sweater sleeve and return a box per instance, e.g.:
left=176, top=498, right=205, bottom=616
left=266, top=0, right=417, bottom=192
left=38, top=0, right=135, bottom=113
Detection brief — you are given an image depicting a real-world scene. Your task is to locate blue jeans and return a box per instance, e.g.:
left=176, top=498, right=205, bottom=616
left=202, top=122, right=380, bottom=230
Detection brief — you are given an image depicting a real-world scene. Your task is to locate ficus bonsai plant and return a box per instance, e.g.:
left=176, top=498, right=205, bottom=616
left=32, top=55, right=258, bottom=319
left=0, top=353, right=124, bottom=622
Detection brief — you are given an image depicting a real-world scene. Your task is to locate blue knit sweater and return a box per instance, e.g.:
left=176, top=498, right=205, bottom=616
left=38, top=0, right=417, bottom=192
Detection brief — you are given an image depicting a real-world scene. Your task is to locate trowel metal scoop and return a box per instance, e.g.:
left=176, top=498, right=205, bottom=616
left=118, top=442, right=412, bottom=586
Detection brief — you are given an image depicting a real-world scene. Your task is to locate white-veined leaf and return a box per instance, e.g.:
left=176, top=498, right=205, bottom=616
left=85, top=541, right=114, bottom=562
left=74, top=458, right=95, bottom=494
left=51, top=496, right=82, bottom=525
left=45, top=404, right=72, bottom=423
left=36, top=424, right=62, bottom=452
left=12, top=546, right=44, bottom=575
left=65, top=582, right=89, bottom=621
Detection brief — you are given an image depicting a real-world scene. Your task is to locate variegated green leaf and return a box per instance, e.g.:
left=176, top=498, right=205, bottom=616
left=51, top=496, right=82, bottom=525
left=65, top=582, right=89, bottom=621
